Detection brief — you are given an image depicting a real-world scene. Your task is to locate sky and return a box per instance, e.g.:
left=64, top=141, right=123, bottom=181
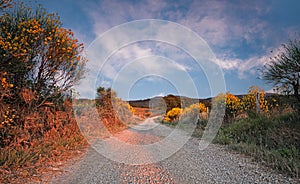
left=35, top=0, right=300, bottom=100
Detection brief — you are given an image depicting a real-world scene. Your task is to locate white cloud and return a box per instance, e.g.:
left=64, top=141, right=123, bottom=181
left=175, top=0, right=272, bottom=54
left=214, top=47, right=282, bottom=79
left=85, top=0, right=168, bottom=35
left=116, top=44, right=153, bottom=60
left=111, top=55, right=198, bottom=99
left=76, top=0, right=296, bottom=98
left=157, top=92, right=165, bottom=97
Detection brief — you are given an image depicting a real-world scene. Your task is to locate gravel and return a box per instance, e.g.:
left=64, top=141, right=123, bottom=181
left=51, top=118, right=299, bottom=184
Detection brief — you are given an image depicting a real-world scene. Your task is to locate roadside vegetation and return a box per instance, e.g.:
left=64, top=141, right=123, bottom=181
left=0, top=2, right=87, bottom=182
left=215, top=112, right=299, bottom=177
left=160, top=37, right=300, bottom=178
left=216, top=37, right=300, bottom=178
left=161, top=86, right=299, bottom=177
left=1, top=0, right=299, bottom=181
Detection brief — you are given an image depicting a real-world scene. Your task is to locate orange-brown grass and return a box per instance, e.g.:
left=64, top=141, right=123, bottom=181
left=0, top=92, right=149, bottom=183
left=76, top=107, right=129, bottom=143
left=132, top=107, right=152, bottom=119
left=0, top=100, right=88, bottom=183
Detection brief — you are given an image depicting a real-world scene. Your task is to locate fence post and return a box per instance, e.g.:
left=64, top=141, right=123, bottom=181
left=255, top=92, right=260, bottom=114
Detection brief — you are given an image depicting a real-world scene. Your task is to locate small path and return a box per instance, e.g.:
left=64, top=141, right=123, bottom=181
left=51, top=117, right=298, bottom=184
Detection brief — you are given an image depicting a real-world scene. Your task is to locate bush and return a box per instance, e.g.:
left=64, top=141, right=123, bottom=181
left=0, top=3, right=87, bottom=182
left=0, top=3, right=86, bottom=108
left=165, top=107, right=182, bottom=122
left=95, top=86, right=134, bottom=132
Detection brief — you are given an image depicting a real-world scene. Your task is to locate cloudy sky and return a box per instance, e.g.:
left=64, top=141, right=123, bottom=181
left=38, top=0, right=300, bottom=100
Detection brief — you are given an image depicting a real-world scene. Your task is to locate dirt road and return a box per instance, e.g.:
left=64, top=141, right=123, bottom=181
left=51, top=117, right=298, bottom=184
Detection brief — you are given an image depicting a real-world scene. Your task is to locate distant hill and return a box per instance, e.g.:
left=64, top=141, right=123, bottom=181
left=73, top=93, right=277, bottom=109
left=128, top=95, right=212, bottom=110
left=127, top=93, right=277, bottom=109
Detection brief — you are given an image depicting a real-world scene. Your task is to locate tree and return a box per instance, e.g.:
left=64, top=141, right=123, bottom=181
left=96, top=87, right=114, bottom=109
left=0, top=0, right=13, bottom=12
left=0, top=3, right=86, bottom=107
left=261, top=38, right=300, bottom=110
left=163, top=94, right=181, bottom=112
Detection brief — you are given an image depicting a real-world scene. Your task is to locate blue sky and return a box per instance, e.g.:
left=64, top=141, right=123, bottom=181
left=37, top=0, right=300, bottom=100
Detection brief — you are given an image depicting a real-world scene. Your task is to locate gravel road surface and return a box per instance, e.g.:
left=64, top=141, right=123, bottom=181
left=51, top=117, right=298, bottom=184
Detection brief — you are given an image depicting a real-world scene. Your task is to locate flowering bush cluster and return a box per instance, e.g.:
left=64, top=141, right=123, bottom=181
left=0, top=3, right=86, bottom=135
left=164, top=107, right=182, bottom=122
left=164, top=86, right=280, bottom=123
left=113, top=97, right=135, bottom=123
left=164, top=103, right=207, bottom=123
left=0, top=3, right=86, bottom=109
left=0, top=3, right=87, bottom=178
left=214, top=86, right=279, bottom=121
left=240, top=86, right=270, bottom=113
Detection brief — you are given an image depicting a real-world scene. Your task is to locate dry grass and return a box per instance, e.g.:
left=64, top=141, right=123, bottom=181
left=0, top=99, right=88, bottom=183
left=0, top=88, right=156, bottom=183
left=132, top=107, right=152, bottom=119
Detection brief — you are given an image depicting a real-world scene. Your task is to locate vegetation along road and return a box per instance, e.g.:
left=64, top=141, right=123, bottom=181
left=51, top=117, right=298, bottom=184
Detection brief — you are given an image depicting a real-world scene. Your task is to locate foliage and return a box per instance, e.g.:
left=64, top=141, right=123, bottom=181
left=199, top=103, right=207, bottom=113
left=0, top=0, right=13, bottom=12
left=213, top=87, right=280, bottom=122
left=240, top=86, right=270, bottom=114
left=0, top=100, right=87, bottom=183
left=261, top=38, right=300, bottom=111
left=163, top=94, right=181, bottom=112
left=0, top=3, right=86, bottom=108
left=163, top=102, right=207, bottom=123
left=181, top=103, right=207, bottom=122
left=96, top=86, right=134, bottom=130
left=0, top=3, right=87, bottom=182
left=165, top=107, right=182, bottom=122
left=215, top=113, right=300, bottom=177
left=214, top=92, right=240, bottom=121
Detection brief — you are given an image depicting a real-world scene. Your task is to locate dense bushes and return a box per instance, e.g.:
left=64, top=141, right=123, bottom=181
left=0, top=3, right=87, bottom=182
left=0, top=2, right=86, bottom=147
left=161, top=86, right=300, bottom=177
left=162, top=86, right=279, bottom=124
left=163, top=102, right=207, bottom=124
left=95, top=87, right=135, bottom=133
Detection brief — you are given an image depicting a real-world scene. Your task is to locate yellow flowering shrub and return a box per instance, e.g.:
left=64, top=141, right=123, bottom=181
left=0, top=3, right=86, bottom=107
left=214, top=92, right=241, bottom=119
left=164, top=102, right=207, bottom=123
left=0, top=3, right=86, bottom=149
left=0, top=106, right=17, bottom=129
left=241, top=86, right=269, bottom=113
left=165, top=107, right=182, bottom=122
left=114, top=98, right=135, bottom=123
left=199, top=103, right=207, bottom=113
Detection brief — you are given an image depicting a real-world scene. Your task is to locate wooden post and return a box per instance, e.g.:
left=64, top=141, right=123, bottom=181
left=255, top=92, right=260, bottom=114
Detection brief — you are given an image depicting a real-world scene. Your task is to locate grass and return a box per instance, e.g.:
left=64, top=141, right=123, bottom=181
left=159, top=111, right=300, bottom=178
left=214, top=112, right=300, bottom=177
left=0, top=105, right=88, bottom=183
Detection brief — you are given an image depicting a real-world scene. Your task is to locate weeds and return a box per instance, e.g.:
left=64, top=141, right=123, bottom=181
left=215, top=113, right=300, bottom=177
left=0, top=100, right=87, bottom=183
